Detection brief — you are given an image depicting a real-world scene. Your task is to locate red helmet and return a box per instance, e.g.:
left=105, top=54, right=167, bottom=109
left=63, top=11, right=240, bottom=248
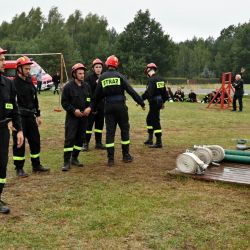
left=105, top=55, right=119, bottom=68
left=16, top=56, right=33, bottom=67
left=71, top=63, right=87, bottom=77
left=0, top=48, right=7, bottom=55
left=144, top=63, right=157, bottom=74
left=92, top=58, right=103, bottom=67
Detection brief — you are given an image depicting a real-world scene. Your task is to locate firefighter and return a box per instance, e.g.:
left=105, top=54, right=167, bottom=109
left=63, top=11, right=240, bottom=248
left=94, top=55, right=145, bottom=166
left=141, top=63, right=168, bottom=148
left=12, top=56, right=49, bottom=177
left=0, top=48, right=24, bottom=213
left=82, top=58, right=105, bottom=151
left=61, top=63, right=92, bottom=171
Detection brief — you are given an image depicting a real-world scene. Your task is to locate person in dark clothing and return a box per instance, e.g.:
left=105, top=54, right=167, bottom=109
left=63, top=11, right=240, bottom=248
left=187, top=90, right=197, bottom=102
left=141, top=63, right=168, bottom=148
left=82, top=58, right=105, bottom=151
left=36, top=69, right=42, bottom=94
left=94, top=55, right=145, bottom=166
left=167, top=87, right=174, bottom=102
left=174, top=87, right=185, bottom=102
left=61, top=63, right=92, bottom=171
left=52, top=71, right=60, bottom=95
left=12, top=56, right=49, bottom=177
left=0, top=47, right=24, bottom=214
left=232, top=74, right=244, bottom=112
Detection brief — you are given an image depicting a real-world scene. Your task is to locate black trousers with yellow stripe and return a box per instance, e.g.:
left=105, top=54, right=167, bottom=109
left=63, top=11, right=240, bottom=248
left=13, top=116, right=41, bottom=170
left=0, top=126, right=9, bottom=195
left=85, top=106, right=104, bottom=144
left=64, top=114, right=87, bottom=162
left=105, top=102, right=130, bottom=159
left=146, top=103, right=162, bottom=137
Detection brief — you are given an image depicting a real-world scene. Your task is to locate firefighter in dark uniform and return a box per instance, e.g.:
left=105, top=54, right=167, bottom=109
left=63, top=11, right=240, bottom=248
left=94, top=55, right=145, bottom=166
left=12, top=56, right=49, bottom=177
left=83, top=58, right=105, bottom=151
left=0, top=48, right=24, bottom=213
left=232, top=73, right=244, bottom=112
left=61, top=63, right=92, bottom=171
left=142, top=63, right=168, bottom=148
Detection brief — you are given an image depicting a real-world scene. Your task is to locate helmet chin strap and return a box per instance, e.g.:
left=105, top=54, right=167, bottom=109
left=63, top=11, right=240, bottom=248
left=73, top=73, right=83, bottom=83
left=17, top=66, right=25, bottom=78
left=147, top=69, right=155, bottom=77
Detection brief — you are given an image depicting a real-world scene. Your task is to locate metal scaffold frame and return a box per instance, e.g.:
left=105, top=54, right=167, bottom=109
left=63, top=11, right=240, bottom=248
left=207, top=72, right=234, bottom=110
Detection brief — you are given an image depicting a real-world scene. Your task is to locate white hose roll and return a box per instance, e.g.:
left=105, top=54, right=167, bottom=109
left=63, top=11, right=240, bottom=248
left=193, top=147, right=213, bottom=164
left=176, top=152, right=208, bottom=174
left=205, top=145, right=225, bottom=162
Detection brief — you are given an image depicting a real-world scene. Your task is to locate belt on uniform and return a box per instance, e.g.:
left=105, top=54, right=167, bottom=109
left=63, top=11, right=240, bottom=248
left=153, top=95, right=162, bottom=101
left=105, top=95, right=125, bottom=103
left=19, top=107, right=36, bottom=116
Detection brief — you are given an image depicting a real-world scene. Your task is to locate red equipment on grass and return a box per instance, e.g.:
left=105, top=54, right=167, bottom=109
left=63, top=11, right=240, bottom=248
left=207, top=72, right=234, bottom=110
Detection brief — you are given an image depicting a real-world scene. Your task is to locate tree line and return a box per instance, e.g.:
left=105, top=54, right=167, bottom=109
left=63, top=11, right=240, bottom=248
left=0, top=7, right=249, bottom=83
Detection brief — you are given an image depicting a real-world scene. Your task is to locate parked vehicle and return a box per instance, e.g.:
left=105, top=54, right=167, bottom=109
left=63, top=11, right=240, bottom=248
left=4, top=59, right=53, bottom=90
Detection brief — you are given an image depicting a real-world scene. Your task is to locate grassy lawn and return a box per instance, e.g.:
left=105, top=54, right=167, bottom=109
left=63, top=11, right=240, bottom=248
left=1, top=89, right=249, bottom=249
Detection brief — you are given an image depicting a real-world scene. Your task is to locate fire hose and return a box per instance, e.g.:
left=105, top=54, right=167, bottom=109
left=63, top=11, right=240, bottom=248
left=194, top=145, right=225, bottom=163
left=176, top=152, right=209, bottom=175
left=176, top=145, right=225, bottom=175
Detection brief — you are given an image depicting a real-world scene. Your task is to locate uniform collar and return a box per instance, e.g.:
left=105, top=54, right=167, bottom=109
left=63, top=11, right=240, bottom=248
left=16, top=75, right=32, bottom=84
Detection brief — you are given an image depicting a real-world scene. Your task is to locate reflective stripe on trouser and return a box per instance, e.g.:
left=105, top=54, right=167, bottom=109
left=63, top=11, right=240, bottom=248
left=0, top=126, right=10, bottom=193
left=30, top=153, right=40, bottom=158
left=13, top=116, right=41, bottom=169
left=154, top=130, right=162, bottom=134
left=13, top=156, right=25, bottom=161
left=121, top=140, right=130, bottom=145
left=146, top=126, right=153, bottom=134
left=94, top=129, right=103, bottom=133
left=64, top=114, right=87, bottom=162
left=0, top=178, right=6, bottom=184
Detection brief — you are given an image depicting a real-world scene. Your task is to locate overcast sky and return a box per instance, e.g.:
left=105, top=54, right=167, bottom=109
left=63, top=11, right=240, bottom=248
left=1, top=0, right=250, bottom=42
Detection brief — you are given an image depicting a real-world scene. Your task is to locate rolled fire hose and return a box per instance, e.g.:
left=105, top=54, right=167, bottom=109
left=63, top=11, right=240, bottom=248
left=224, top=149, right=250, bottom=157
left=203, top=145, right=225, bottom=162
left=193, top=147, right=213, bottom=164
left=176, top=152, right=208, bottom=175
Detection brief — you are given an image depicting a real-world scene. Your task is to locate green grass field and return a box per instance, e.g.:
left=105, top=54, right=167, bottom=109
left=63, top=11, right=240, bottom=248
left=1, top=90, right=250, bottom=249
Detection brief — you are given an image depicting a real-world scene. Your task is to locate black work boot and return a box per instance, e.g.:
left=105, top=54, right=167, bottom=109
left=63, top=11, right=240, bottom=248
left=81, top=143, right=89, bottom=152
left=107, top=147, right=115, bottom=167
left=144, top=133, right=153, bottom=145
left=16, top=168, right=29, bottom=178
left=123, top=153, right=134, bottom=163
left=95, top=143, right=106, bottom=150
left=0, top=200, right=10, bottom=214
left=122, top=144, right=134, bottom=163
left=95, top=133, right=105, bottom=150
left=107, top=158, right=114, bottom=166
left=33, top=165, right=50, bottom=173
left=149, top=136, right=162, bottom=148
left=71, top=157, right=84, bottom=167
left=62, top=161, right=71, bottom=171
